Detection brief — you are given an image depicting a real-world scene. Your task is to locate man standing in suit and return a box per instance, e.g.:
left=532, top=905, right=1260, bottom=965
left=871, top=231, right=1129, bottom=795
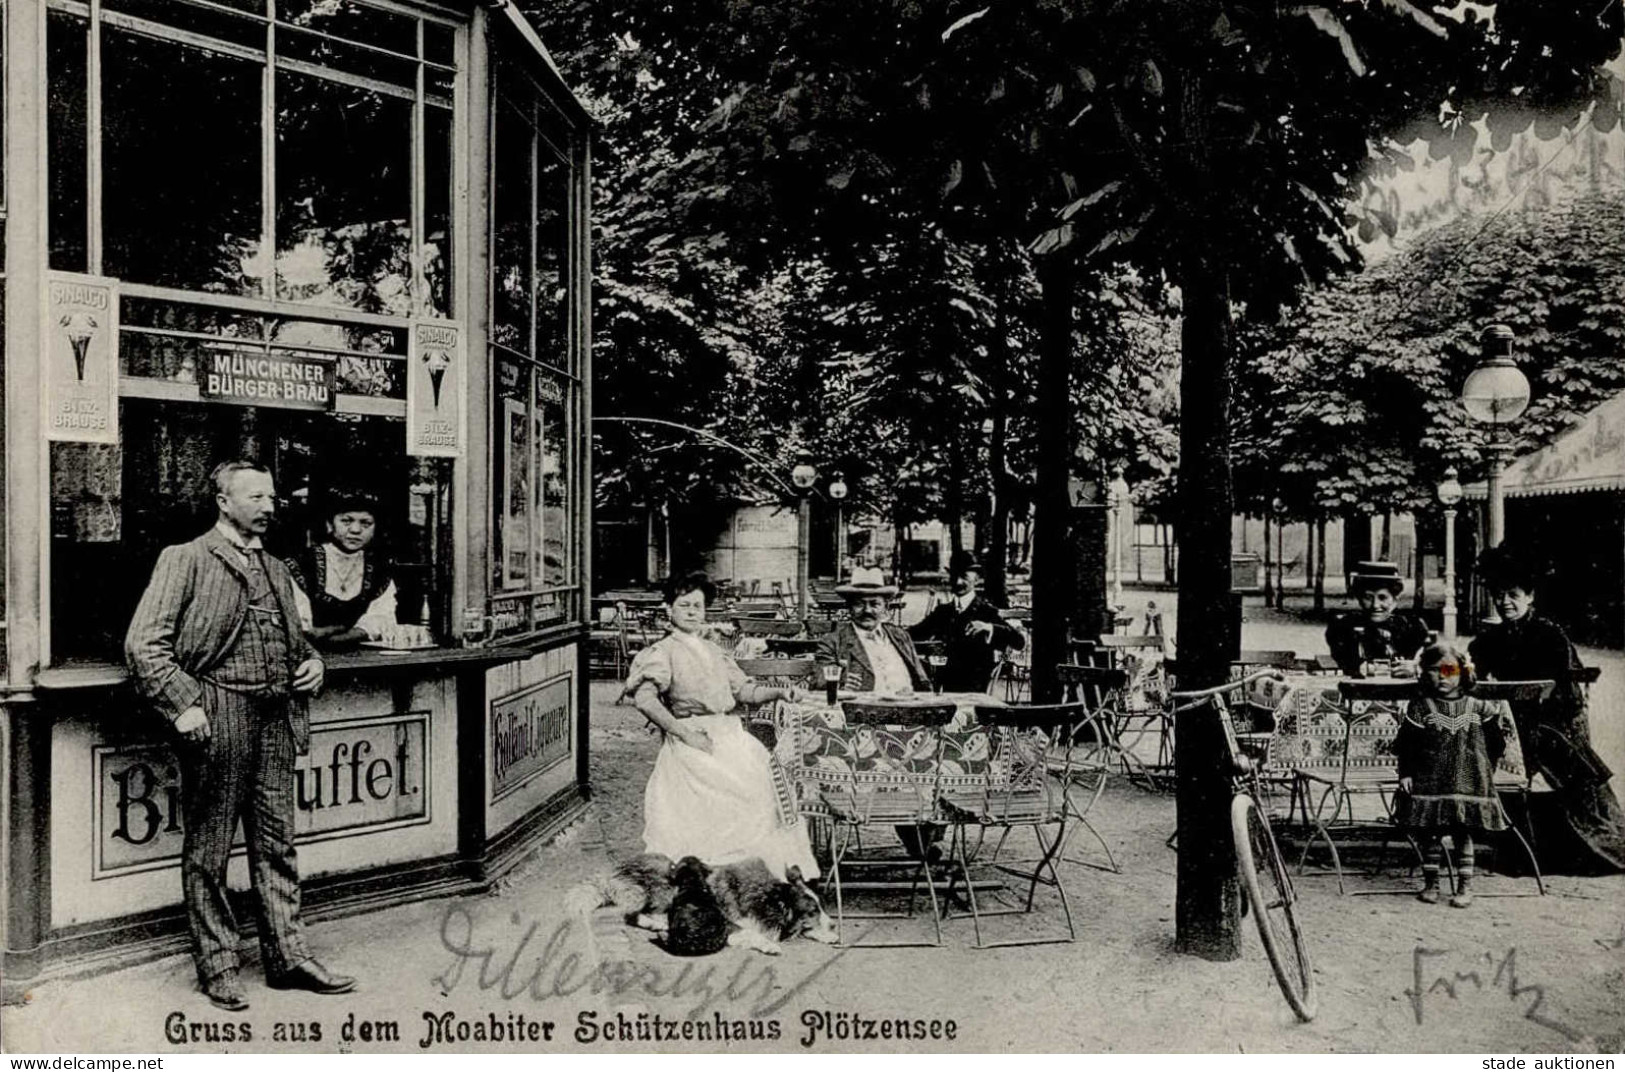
left=910, top=559, right=1025, bottom=693
left=126, top=460, right=355, bottom=1011
left=816, top=566, right=930, bottom=694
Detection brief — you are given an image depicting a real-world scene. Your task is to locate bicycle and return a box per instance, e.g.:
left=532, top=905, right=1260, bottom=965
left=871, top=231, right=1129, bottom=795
left=1171, top=670, right=1317, bottom=1023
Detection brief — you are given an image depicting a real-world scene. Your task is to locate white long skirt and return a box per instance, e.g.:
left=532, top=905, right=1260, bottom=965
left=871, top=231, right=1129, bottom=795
left=643, top=714, right=820, bottom=881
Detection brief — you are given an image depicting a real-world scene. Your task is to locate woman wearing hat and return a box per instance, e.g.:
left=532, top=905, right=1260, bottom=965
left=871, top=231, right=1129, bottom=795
left=288, top=489, right=400, bottom=648
left=1468, top=547, right=1625, bottom=873
left=1324, top=561, right=1430, bottom=677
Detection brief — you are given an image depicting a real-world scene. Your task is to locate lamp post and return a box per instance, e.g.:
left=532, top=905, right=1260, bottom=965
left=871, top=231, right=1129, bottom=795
left=1436, top=467, right=1463, bottom=641
left=790, top=453, right=818, bottom=620
left=828, top=475, right=849, bottom=577
left=1107, top=471, right=1131, bottom=609
left=1271, top=496, right=1286, bottom=609
left=1461, top=324, right=1531, bottom=550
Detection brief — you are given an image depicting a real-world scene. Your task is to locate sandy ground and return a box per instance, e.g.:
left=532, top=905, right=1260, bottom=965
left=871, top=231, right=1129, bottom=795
left=4, top=589, right=1623, bottom=1055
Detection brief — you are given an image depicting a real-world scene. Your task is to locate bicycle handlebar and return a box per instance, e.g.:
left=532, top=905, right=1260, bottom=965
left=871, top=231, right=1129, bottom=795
left=1170, top=669, right=1286, bottom=710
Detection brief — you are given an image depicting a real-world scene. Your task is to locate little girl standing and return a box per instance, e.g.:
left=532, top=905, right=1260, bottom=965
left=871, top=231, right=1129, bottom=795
left=1395, top=642, right=1509, bottom=907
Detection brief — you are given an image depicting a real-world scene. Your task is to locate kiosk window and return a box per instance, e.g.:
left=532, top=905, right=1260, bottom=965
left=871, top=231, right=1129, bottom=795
left=102, top=28, right=263, bottom=296
left=49, top=402, right=451, bottom=664
left=487, top=62, right=582, bottom=637
left=43, top=0, right=458, bottom=318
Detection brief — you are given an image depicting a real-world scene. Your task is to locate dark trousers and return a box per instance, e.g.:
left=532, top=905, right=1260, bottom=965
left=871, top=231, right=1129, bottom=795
left=180, top=683, right=310, bottom=982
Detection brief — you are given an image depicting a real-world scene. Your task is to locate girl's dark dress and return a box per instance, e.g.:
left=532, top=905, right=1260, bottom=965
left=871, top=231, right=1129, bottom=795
left=286, top=545, right=393, bottom=632
left=1394, top=696, right=1508, bottom=834
left=1469, top=614, right=1625, bottom=873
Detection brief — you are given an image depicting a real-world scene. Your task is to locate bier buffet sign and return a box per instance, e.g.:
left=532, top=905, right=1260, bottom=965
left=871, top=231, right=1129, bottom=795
left=92, top=713, right=429, bottom=878
left=43, top=271, right=121, bottom=444
left=199, top=348, right=336, bottom=410
left=407, top=319, right=465, bottom=457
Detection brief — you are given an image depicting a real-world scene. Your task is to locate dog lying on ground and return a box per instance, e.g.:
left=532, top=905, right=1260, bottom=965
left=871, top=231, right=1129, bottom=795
left=567, top=854, right=837, bottom=956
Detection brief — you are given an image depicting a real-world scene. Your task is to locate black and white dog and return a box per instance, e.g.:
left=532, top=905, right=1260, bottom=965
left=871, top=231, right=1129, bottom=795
left=569, top=854, right=837, bottom=956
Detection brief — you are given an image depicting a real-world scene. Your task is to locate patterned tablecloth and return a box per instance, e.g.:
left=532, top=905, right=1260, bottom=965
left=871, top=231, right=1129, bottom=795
left=1245, top=674, right=1525, bottom=780
left=767, top=692, right=1008, bottom=816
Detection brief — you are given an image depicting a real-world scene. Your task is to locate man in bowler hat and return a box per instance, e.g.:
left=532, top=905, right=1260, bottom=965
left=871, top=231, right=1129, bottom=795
left=910, top=553, right=1025, bottom=693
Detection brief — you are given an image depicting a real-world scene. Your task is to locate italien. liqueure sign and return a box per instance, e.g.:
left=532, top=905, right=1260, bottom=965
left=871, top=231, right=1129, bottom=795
left=44, top=271, right=120, bottom=444
left=408, top=319, right=465, bottom=457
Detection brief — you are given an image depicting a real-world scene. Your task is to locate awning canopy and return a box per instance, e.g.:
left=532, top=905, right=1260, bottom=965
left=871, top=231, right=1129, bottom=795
left=1463, top=389, right=1625, bottom=500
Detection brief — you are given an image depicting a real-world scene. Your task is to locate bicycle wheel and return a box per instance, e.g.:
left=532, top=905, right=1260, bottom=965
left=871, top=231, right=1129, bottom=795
left=1231, top=793, right=1317, bottom=1022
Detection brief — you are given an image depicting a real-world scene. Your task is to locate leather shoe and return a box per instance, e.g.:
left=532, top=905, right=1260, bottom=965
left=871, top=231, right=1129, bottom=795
left=202, top=970, right=250, bottom=1011
left=267, top=959, right=355, bottom=995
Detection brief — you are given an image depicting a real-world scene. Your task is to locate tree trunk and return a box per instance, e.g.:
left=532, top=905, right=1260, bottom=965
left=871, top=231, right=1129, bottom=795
left=1029, top=251, right=1076, bottom=704
left=1314, top=515, right=1328, bottom=612
left=1344, top=509, right=1371, bottom=574
left=985, top=240, right=1014, bottom=609
left=947, top=435, right=965, bottom=576
left=1262, top=510, right=1274, bottom=606
left=1380, top=511, right=1392, bottom=560
left=1276, top=517, right=1286, bottom=609
left=1173, top=239, right=1243, bottom=962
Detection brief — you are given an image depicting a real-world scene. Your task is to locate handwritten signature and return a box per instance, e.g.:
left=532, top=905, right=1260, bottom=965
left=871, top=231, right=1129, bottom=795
left=433, top=903, right=857, bottom=1021
left=1405, top=946, right=1620, bottom=1051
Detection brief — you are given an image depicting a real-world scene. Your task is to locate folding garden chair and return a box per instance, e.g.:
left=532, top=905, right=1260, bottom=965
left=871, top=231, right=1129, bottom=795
left=1093, top=635, right=1174, bottom=785
left=816, top=699, right=961, bottom=947
left=936, top=703, right=1084, bottom=947
left=736, top=658, right=819, bottom=748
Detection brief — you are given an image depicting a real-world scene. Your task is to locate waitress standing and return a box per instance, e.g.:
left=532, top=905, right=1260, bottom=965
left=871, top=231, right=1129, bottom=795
left=288, top=489, right=400, bottom=648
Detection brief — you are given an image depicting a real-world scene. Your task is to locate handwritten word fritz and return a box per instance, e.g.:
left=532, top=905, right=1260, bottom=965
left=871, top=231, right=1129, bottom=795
left=1404, top=946, right=1620, bottom=1051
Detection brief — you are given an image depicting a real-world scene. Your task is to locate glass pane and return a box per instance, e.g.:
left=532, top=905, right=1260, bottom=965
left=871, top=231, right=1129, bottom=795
left=534, top=147, right=570, bottom=370
left=275, top=69, right=412, bottom=315
left=268, top=318, right=405, bottom=355
left=0, top=276, right=6, bottom=657
left=103, top=0, right=267, bottom=50
left=103, top=30, right=264, bottom=295
left=491, top=98, right=532, bottom=355
left=277, top=28, right=416, bottom=89
left=426, top=65, right=454, bottom=101
left=278, top=0, right=416, bottom=56
left=424, top=22, right=454, bottom=66
left=119, top=330, right=219, bottom=382
left=1, top=2, right=7, bottom=213
left=492, top=358, right=531, bottom=591
left=47, top=10, right=88, bottom=273
left=122, top=298, right=265, bottom=335
left=424, top=104, right=453, bottom=317
left=51, top=440, right=129, bottom=660
left=535, top=371, right=569, bottom=589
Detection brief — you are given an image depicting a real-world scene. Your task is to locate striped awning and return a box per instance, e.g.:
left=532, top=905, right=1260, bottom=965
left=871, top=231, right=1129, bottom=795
left=1462, top=390, right=1625, bottom=500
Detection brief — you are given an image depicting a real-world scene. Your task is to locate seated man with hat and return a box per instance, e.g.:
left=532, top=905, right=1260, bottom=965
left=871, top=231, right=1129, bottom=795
left=817, top=565, right=931, bottom=694
left=1325, top=560, right=1431, bottom=677
left=910, top=552, right=1025, bottom=693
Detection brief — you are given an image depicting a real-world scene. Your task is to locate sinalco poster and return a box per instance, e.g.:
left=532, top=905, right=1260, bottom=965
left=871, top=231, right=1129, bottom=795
left=43, top=271, right=121, bottom=444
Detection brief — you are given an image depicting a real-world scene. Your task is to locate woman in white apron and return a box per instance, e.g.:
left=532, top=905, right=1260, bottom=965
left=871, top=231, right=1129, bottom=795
left=623, top=573, right=819, bottom=880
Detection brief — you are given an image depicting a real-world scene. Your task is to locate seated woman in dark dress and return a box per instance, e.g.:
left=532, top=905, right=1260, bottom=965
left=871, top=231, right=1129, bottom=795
left=1468, top=547, right=1625, bottom=874
left=287, top=490, right=399, bottom=648
left=1324, top=560, right=1431, bottom=677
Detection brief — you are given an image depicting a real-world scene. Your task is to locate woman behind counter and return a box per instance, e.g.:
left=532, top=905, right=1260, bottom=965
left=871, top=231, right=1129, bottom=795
left=287, top=490, right=400, bottom=648
left=1468, top=547, right=1625, bottom=874
left=624, top=571, right=819, bottom=880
